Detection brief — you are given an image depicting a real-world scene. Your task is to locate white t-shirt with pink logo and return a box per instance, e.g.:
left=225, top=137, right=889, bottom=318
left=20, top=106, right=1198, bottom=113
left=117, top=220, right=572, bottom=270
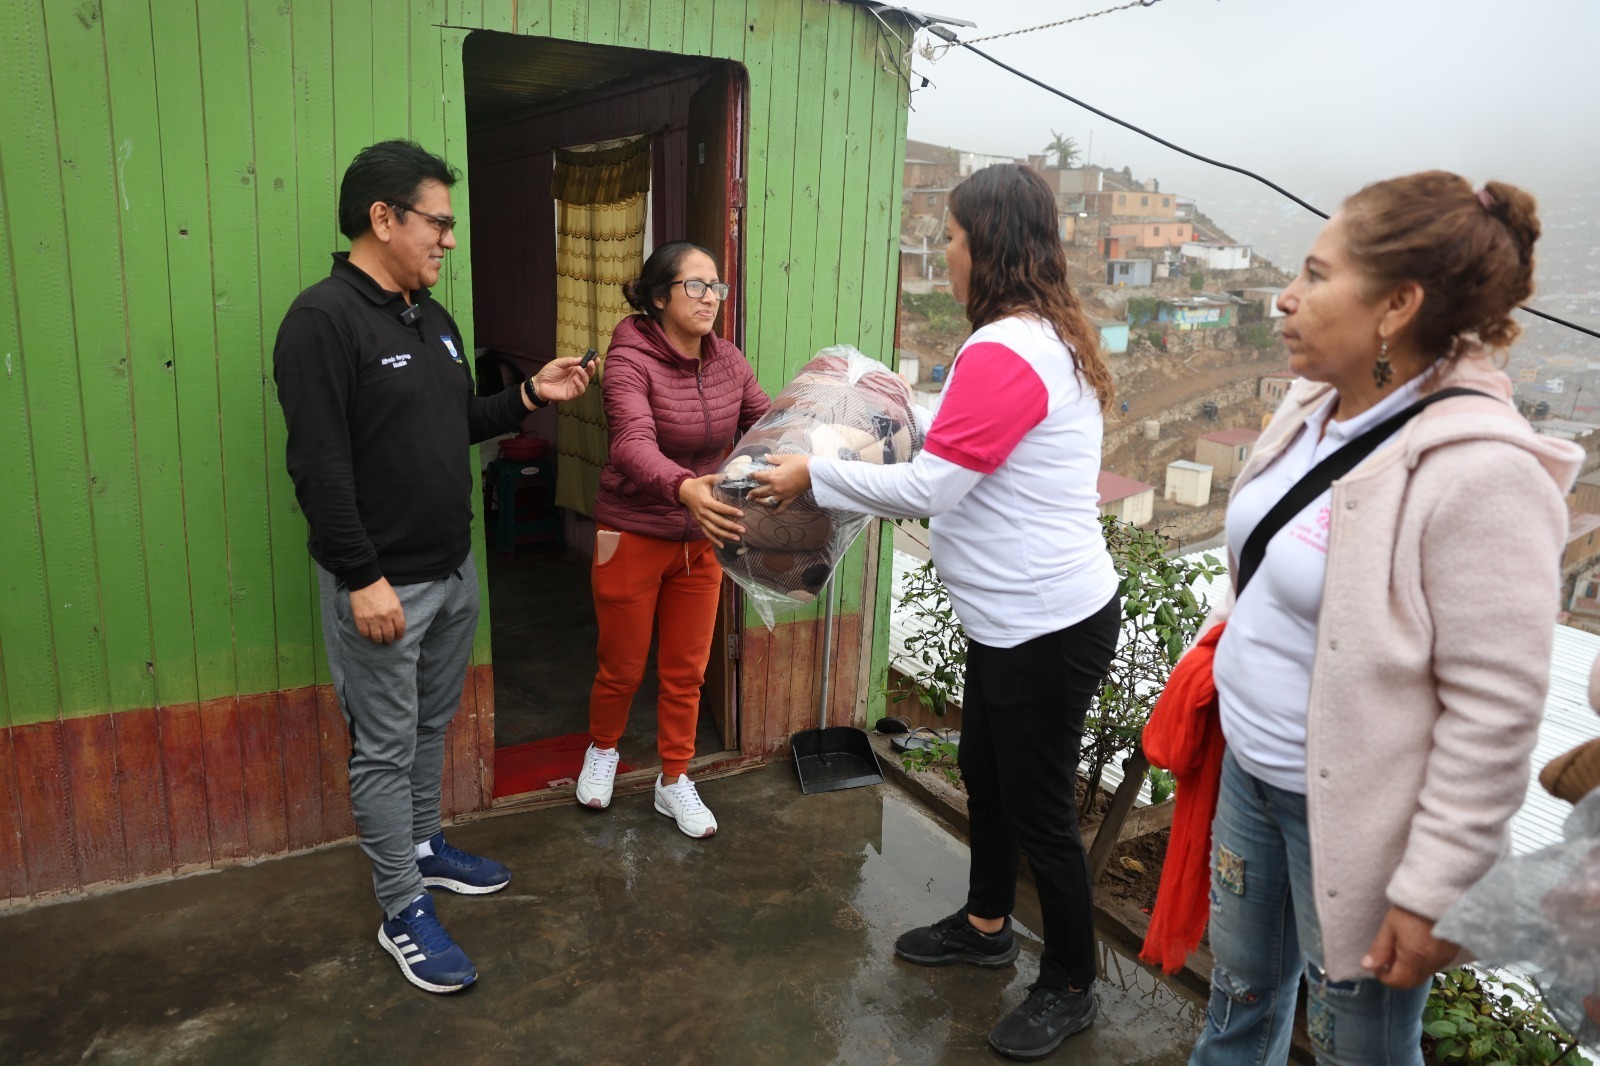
left=1213, top=376, right=1426, bottom=793
left=810, top=315, right=1117, bottom=648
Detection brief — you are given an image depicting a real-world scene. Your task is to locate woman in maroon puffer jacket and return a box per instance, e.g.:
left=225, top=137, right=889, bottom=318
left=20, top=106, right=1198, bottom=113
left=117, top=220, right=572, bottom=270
left=574, top=241, right=770, bottom=838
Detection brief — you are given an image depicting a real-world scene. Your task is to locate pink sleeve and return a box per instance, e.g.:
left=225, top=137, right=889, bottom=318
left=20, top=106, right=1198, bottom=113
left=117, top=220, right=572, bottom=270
left=923, top=342, right=1049, bottom=474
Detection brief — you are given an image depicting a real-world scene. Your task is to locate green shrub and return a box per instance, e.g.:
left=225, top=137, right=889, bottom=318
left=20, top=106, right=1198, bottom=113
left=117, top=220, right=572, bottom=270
left=1245, top=323, right=1276, bottom=350
left=1190, top=271, right=1205, bottom=291
left=1147, top=768, right=1176, bottom=805
left=1423, top=969, right=1592, bottom=1065
left=901, top=290, right=967, bottom=338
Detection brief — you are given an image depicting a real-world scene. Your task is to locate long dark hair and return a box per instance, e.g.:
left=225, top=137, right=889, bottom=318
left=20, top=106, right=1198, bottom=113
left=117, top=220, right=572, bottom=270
left=621, top=240, right=717, bottom=322
left=949, top=164, right=1114, bottom=412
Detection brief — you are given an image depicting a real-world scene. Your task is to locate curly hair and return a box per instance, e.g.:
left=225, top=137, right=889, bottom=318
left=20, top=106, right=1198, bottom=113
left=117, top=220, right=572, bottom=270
left=948, top=164, right=1114, bottom=413
left=1341, top=171, right=1539, bottom=359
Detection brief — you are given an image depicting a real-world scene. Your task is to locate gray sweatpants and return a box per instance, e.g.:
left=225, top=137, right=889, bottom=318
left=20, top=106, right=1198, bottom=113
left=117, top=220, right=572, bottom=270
left=316, top=554, right=480, bottom=918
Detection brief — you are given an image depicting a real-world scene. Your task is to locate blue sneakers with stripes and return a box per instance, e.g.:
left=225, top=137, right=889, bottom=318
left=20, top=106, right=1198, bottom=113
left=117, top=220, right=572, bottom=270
left=378, top=892, right=476, bottom=994
left=416, top=831, right=511, bottom=895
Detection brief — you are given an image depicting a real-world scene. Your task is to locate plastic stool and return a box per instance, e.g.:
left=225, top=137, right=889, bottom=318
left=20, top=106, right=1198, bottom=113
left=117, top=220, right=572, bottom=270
left=487, top=457, right=561, bottom=552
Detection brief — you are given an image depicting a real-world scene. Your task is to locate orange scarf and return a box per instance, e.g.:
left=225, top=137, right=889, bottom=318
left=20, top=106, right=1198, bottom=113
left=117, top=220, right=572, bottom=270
left=1139, top=621, right=1228, bottom=974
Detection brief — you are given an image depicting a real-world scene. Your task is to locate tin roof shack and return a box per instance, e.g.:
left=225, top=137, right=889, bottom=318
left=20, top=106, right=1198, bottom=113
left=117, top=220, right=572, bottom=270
left=1098, top=472, right=1156, bottom=526
left=1106, top=258, right=1154, bottom=288
left=1156, top=292, right=1245, bottom=331
left=1181, top=241, right=1252, bottom=271
left=0, top=0, right=923, bottom=903
left=1197, top=428, right=1262, bottom=479
left=1165, top=460, right=1214, bottom=507
left=1096, top=319, right=1130, bottom=355
left=1234, top=286, right=1286, bottom=319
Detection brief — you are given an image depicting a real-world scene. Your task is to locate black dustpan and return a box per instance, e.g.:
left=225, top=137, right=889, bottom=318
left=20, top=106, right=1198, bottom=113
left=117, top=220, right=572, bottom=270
left=792, top=578, right=884, bottom=795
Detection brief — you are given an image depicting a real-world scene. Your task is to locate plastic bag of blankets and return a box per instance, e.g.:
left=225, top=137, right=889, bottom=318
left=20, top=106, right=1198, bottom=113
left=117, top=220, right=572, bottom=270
left=714, top=345, right=922, bottom=626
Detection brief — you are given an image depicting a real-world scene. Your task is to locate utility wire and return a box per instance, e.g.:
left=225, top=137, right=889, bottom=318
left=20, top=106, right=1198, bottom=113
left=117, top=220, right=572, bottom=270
left=926, top=25, right=1600, bottom=344
left=951, top=0, right=1166, bottom=47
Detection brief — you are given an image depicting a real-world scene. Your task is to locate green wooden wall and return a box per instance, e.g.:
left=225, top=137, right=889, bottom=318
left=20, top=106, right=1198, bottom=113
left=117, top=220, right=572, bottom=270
left=0, top=0, right=908, bottom=730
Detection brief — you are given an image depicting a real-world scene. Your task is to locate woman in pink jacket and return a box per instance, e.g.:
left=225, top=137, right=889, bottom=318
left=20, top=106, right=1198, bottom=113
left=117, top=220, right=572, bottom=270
left=1190, top=172, right=1581, bottom=1065
left=573, top=241, right=769, bottom=837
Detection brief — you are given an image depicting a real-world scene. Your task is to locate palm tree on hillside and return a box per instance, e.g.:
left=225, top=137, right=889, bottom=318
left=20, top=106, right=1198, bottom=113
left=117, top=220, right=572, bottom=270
left=1043, top=130, right=1081, bottom=169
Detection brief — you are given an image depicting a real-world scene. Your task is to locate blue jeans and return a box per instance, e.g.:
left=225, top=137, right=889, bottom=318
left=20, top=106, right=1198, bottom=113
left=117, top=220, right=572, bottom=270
left=1189, top=751, right=1430, bottom=1066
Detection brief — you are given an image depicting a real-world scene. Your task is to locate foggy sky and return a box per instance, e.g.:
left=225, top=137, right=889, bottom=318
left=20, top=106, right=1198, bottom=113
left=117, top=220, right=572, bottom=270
left=901, top=0, right=1600, bottom=210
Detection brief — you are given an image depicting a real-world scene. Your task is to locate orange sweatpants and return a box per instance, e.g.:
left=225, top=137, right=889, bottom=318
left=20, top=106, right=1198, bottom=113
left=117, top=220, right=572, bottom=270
left=588, top=527, right=723, bottom=779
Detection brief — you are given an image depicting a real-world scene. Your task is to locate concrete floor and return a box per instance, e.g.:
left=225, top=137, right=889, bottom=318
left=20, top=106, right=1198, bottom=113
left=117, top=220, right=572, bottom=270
left=0, top=770, right=1203, bottom=1065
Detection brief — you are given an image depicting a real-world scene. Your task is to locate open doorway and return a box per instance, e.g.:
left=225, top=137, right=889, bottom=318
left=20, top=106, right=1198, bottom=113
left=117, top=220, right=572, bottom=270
left=462, top=32, right=749, bottom=800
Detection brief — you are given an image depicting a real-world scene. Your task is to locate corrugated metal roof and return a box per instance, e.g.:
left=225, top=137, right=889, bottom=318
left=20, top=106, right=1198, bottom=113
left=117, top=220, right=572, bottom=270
left=462, top=32, right=723, bottom=125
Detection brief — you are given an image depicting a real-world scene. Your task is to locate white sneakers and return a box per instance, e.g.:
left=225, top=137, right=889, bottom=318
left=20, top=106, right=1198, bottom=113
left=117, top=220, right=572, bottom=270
left=575, top=744, right=621, bottom=809
left=655, top=773, right=718, bottom=838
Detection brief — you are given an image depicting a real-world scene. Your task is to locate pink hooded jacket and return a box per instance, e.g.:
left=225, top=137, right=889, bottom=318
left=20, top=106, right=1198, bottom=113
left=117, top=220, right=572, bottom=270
left=1200, top=351, right=1583, bottom=979
left=594, top=315, right=770, bottom=541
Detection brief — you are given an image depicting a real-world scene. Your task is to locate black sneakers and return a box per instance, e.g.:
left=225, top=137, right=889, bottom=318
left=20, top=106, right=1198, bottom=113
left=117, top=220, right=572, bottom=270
left=893, top=909, right=1019, bottom=968
left=987, top=983, right=1098, bottom=1061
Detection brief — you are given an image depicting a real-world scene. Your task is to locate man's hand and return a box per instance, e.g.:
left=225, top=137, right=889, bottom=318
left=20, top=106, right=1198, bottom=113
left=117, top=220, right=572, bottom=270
left=527, top=356, right=593, bottom=406
left=678, top=473, right=745, bottom=548
left=349, top=578, right=406, bottom=644
left=1361, top=905, right=1459, bottom=989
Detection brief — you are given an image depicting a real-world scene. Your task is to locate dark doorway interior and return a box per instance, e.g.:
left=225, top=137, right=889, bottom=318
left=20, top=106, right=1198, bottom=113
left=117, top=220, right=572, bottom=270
left=463, top=32, right=747, bottom=796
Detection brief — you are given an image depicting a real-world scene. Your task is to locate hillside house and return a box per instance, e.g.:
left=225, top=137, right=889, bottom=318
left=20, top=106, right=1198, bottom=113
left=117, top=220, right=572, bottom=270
left=1096, top=319, right=1130, bottom=355
left=1098, top=472, right=1156, bottom=526
left=1573, top=470, right=1600, bottom=515
left=1154, top=293, right=1244, bottom=330
left=1197, top=428, right=1262, bottom=478
left=1109, top=219, right=1195, bottom=249
left=1165, top=460, right=1213, bottom=507
left=1182, top=242, right=1252, bottom=271
left=906, top=186, right=954, bottom=217
left=1107, top=258, right=1154, bottom=287
left=0, top=0, right=925, bottom=905
left=1568, top=513, right=1600, bottom=571
left=1091, top=190, right=1177, bottom=218
left=1234, top=286, right=1286, bottom=318
left=1101, top=234, right=1141, bottom=259
left=1260, top=371, right=1297, bottom=404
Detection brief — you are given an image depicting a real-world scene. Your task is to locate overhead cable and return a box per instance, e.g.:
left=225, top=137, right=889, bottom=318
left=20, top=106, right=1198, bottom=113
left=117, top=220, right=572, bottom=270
left=925, top=24, right=1600, bottom=343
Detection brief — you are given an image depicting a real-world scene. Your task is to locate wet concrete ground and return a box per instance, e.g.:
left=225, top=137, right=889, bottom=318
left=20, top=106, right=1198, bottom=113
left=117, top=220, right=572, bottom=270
left=1, top=769, right=1202, bottom=1065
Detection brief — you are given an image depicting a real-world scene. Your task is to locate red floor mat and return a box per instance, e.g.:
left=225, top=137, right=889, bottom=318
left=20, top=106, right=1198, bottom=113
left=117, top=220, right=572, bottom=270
left=492, top=733, right=633, bottom=798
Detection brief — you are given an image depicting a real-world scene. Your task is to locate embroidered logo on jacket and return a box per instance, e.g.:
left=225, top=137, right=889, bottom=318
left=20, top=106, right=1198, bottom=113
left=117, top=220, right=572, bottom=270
left=382, top=353, right=412, bottom=369
left=441, top=336, right=462, bottom=364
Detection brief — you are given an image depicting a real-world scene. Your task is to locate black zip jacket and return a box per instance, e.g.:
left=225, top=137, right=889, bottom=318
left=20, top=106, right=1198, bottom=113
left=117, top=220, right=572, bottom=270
left=272, top=253, right=526, bottom=589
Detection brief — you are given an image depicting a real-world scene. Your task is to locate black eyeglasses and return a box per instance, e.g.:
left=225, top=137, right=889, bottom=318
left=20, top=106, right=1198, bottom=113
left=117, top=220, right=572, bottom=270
left=385, top=201, right=457, bottom=237
left=672, top=279, right=730, bottom=300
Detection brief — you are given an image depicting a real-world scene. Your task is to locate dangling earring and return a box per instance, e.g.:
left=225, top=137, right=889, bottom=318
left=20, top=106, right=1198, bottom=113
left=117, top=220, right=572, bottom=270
left=1372, top=340, right=1394, bottom=389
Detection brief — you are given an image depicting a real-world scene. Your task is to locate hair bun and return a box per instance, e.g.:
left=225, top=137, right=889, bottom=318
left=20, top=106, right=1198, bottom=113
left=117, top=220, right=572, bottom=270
left=1482, top=180, right=1540, bottom=264
left=619, top=278, right=647, bottom=313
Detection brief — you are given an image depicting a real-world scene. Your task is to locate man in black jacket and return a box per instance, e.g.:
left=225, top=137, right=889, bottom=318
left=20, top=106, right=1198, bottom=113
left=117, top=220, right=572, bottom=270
left=273, top=140, right=590, bottom=994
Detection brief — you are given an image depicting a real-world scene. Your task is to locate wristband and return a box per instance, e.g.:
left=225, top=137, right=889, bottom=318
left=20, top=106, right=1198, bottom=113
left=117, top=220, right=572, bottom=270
left=523, top=376, right=549, bottom=408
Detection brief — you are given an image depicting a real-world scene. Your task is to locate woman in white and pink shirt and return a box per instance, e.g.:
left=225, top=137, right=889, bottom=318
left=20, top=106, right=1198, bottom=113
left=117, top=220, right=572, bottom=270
left=754, top=163, right=1119, bottom=1061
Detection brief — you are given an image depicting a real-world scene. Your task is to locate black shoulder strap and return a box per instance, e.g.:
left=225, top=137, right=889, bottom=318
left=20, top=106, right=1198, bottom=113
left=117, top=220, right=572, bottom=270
left=1234, top=387, right=1492, bottom=595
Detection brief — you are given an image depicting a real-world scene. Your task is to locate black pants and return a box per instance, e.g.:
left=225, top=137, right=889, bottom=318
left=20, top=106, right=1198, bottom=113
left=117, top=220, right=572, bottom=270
left=960, top=594, right=1121, bottom=992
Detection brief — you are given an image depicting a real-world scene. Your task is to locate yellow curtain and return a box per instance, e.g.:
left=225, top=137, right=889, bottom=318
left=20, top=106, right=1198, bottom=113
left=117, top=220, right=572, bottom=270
left=552, top=137, right=650, bottom=517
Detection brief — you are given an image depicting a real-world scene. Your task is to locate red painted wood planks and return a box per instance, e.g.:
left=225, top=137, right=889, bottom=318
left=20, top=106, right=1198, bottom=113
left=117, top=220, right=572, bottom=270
left=112, top=708, right=171, bottom=881
left=472, top=664, right=494, bottom=811
left=157, top=702, right=211, bottom=871
left=316, top=686, right=355, bottom=841
left=61, top=714, right=127, bottom=886
left=198, top=696, right=248, bottom=861
left=447, top=671, right=480, bottom=819
left=237, top=692, right=289, bottom=859
left=11, top=721, right=78, bottom=895
left=738, top=626, right=772, bottom=758
left=0, top=724, right=23, bottom=901
left=278, top=685, right=324, bottom=851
